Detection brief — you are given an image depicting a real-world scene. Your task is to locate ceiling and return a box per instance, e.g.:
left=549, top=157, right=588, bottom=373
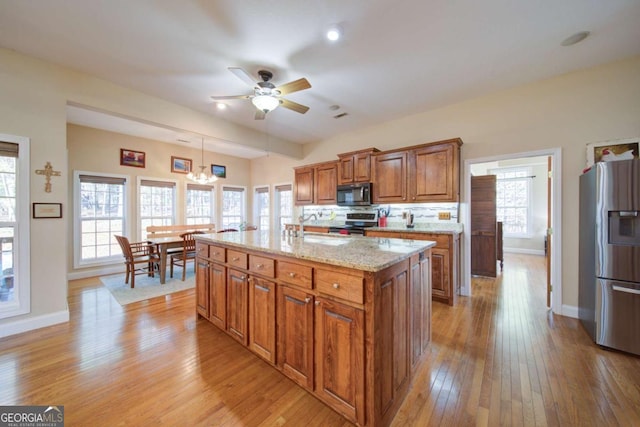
left=2, top=0, right=640, bottom=158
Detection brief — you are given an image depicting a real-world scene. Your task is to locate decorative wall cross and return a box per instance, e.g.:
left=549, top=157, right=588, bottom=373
left=35, top=162, right=61, bottom=193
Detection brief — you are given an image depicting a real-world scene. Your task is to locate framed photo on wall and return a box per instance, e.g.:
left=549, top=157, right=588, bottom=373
left=171, top=156, right=192, bottom=174
left=586, top=138, right=639, bottom=167
left=33, top=203, right=62, bottom=219
left=120, top=149, right=146, bottom=168
left=211, top=164, right=226, bottom=179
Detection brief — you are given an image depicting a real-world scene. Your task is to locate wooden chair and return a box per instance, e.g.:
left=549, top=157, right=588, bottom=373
left=217, top=228, right=238, bottom=233
left=169, top=231, right=204, bottom=281
left=244, top=225, right=258, bottom=231
left=114, top=235, right=159, bottom=288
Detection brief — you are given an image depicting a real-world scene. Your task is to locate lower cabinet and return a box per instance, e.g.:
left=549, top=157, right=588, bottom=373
left=227, top=268, right=248, bottom=345
left=196, top=258, right=210, bottom=318
left=314, top=297, right=365, bottom=425
left=209, top=262, right=227, bottom=329
left=248, top=276, right=276, bottom=364
left=277, top=285, right=314, bottom=390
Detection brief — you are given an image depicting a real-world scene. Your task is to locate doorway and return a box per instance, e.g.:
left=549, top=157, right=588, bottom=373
left=462, top=148, right=562, bottom=314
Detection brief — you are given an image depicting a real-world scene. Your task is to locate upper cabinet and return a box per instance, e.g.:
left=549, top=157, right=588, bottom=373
left=337, top=148, right=379, bottom=185
left=294, top=161, right=338, bottom=206
left=372, top=138, right=462, bottom=204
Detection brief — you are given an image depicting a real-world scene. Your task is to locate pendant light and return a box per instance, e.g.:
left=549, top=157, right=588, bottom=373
left=187, top=137, right=217, bottom=184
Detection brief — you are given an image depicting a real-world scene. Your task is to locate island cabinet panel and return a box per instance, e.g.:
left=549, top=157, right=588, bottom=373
left=195, top=258, right=210, bottom=318
left=209, top=262, right=227, bottom=329
left=209, top=245, right=226, bottom=263
left=277, top=285, right=315, bottom=391
left=277, top=261, right=313, bottom=289
left=410, top=255, right=432, bottom=368
left=248, top=276, right=276, bottom=364
left=315, top=269, right=364, bottom=304
left=372, top=150, right=408, bottom=203
left=228, top=250, right=248, bottom=270
left=227, top=268, right=249, bottom=346
left=249, top=254, right=275, bottom=278
left=314, top=297, right=365, bottom=425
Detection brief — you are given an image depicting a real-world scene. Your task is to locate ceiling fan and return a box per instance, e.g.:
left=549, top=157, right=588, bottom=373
left=211, top=67, right=312, bottom=120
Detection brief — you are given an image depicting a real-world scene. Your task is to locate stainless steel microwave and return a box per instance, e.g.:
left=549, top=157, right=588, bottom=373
left=337, top=183, right=372, bottom=206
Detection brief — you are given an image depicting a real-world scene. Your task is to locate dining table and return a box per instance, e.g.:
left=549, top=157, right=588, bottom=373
left=147, top=236, right=184, bottom=284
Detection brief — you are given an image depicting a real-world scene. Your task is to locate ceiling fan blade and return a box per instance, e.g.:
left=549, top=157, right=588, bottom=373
left=280, top=98, right=310, bottom=114
left=276, top=78, right=311, bottom=95
left=254, top=109, right=266, bottom=120
left=228, top=67, right=257, bottom=87
left=210, top=94, right=251, bottom=100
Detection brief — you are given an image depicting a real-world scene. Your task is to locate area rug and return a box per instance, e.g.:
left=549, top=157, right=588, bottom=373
left=100, top=266, right=195, bottom=306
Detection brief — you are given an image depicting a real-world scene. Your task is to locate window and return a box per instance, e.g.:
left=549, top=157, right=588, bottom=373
left=186, top=184, right=215, bottom=225
left=254, top=186, right=270, bottom=231
left=491, top=167, right=532, bottom=237
left=75, top=173, right=126, bottom=266
left=274, top=184, right=292, bottom=232
left=0, top=136, right=29, bottom=320
left=139, top=179, right=176, bottom=239
left=222, top=186, right=245, bottom=229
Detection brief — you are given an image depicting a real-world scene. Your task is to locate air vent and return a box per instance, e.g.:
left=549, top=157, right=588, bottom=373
left=333, top=112, right=348, bottom=119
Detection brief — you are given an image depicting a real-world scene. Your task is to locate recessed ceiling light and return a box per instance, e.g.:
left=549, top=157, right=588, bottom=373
left=216, top=103, right=227, bottom=110
left=561, top=31, right=590, bottom=47
left=329, top=104, right=340, bottom=111
left=326, top=24, right=342, bottom=42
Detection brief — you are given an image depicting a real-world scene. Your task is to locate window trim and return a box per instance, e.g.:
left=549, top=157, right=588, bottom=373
left=491, top=166, right=533, bottom=238
left=274, top=182, right=293, bottom=232
left=73, top=171, right=130, bottom=269
left=185, top=182, right=215, bottom=225
left=221, top=185, right=247, bottom=229
left=0, top=133, right=30, bottom=320
left=253, top=185, right=270, bottom=231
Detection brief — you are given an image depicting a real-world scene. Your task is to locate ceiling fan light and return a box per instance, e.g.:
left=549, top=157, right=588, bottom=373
left=252, top=95, right=280, bottom=113
left=326, top=24, right=342, bottom=41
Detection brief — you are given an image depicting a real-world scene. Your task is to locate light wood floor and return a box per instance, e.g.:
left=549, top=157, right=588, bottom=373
left=1, top=254, right=639, bottom=426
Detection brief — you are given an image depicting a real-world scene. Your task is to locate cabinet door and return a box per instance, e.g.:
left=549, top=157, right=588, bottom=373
left=410, top=255, right=432, bottom=368
left=294, top=167, right=314, bottom=206
left=277, top=285, right=314, bottom=390
left=196, top=258, right=209, bottom=318
left=315, top=297, right=365, bottom=425
left=338, top=156, right=354, bottom=184
left=431, top=248, right=450, bottom=302
left=315, top=162, right=338, bottom=204
left=249, top=277, right=276, bottom=364
left=353, top=152, right=372, bottom=182
left=227, top=268, right=248, bottom=345
left=209, top=262, right=227, bottom=329
left=410, top=143, right=459, bottom=202
left=372, top=151, right=408, bottom=203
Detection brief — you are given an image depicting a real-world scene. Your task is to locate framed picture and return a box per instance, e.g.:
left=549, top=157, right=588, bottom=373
left=586, top=138, right=639, bottom=167
left=211, top=164, right=226, bottom=179
left=33, top=203, right=62, bottom=219
left=120, top=148, right=146, bottom=168
left=171, top=156, right=192, bottom=174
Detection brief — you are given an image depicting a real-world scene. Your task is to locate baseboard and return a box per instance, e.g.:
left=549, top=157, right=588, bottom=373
left=561, top=304, right=579, bottom=319
left=504, top=247, right=545, bottom=256
left=67, top=265, right=124, bottom=281
left=0, top=310, right=69, bottom=338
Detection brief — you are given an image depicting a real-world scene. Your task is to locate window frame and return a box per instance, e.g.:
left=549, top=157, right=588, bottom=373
left=274, top=183, right=293, bottom=232
left=0, top=133, right=30, bottom=320
left=73, top=171, right=130, bottom=268
left=491, top=166, right=533, bottom=238
left=221, top=186, right=246, bottom=230
left=137, top=177, right=178, bottom=240
left=185, top=183, right=215, bottom=225
left=253, top=185, right=270, bottom=231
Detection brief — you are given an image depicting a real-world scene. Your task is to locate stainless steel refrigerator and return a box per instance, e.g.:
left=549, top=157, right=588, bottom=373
left=579, top=159, right=640, bottom=355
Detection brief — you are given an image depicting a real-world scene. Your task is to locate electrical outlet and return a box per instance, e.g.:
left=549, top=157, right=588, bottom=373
left=438, top=212, right=451, bottom=220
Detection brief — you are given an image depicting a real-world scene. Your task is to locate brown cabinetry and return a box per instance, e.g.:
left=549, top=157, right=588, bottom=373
left=338, top=148, right=379, bottom=184
left=209, top=261, right=227, bottom=329
left=195, top=258, right=209, bottom=318
left=294, top=161, right=338, bottom=206
left=372, top=139, right=462, bottom=204
left=365, top=230, right=459, bottom=305
left=227, top=268, right=248, bottom=345
left=249, top=276, right=276, bottom=363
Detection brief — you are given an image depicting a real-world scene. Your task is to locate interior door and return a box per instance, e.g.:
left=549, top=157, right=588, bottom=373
left=471, top=175, right=497, bottom=277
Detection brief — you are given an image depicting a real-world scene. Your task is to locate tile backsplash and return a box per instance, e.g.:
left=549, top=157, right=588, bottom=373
left=301, top=203, right=459, bottom=224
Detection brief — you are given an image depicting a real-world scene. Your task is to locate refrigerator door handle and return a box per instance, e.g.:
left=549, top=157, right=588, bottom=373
left=612, top=285, right=640, bottom=295
left=618, top=211, right=638, bottom=217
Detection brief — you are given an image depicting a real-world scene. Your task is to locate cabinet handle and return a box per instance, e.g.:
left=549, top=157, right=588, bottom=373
left=333, top=283, right=340, bottom=289
left=305, top=297, right=311, bottom=304
left=232, top=257, right=239, bottom=261
left=256, top=263, right=264, bottom=269
left=213, top=252, right=219, bottom=256
left=315, top=301, right=320, bottom=306
left=289, top=272, right=296, bottom=278
left=240, top=275, right=246, bottom=280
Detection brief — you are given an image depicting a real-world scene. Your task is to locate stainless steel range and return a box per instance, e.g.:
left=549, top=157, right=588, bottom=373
left=329, top=211, right=378, bottom=235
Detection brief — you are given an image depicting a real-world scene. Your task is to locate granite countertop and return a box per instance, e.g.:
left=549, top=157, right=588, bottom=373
left=195, top=231, right=435, bottom=272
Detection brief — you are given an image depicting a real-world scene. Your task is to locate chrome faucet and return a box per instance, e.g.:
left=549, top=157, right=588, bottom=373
left=298, top=213, right=318, bottom=237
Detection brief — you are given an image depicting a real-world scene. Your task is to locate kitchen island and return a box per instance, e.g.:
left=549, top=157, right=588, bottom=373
left=194, top=231, right=435, bottom=427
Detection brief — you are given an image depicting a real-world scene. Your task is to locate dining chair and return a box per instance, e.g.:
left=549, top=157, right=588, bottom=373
left=169, top=231, right=204, bottom=281
left=244, top=225, right=258, bottom=231
left=217, top=228, right=238, bottom=233
left=114, top=235, right=159, bottom=288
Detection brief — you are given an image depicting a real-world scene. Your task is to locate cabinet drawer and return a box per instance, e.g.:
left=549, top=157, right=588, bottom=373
left=196, top=242, right=209, bottom=258
left=315, top=269, right=364, bottom=304
left=209, top=245, right=226, bottom=263
left=249, top=255, right=275, bottom=277
left=227, top=249, right=247, bottom=269
left=411, top=233, right=450, bottom=248
left=277, top=261, right=313, bottom=289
